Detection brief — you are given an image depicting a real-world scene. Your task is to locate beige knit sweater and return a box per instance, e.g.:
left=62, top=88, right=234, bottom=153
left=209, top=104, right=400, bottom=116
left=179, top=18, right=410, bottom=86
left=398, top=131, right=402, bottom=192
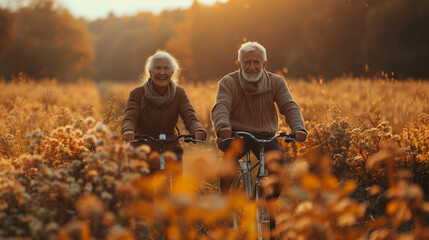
left=211, top=70, right=306, bottom=136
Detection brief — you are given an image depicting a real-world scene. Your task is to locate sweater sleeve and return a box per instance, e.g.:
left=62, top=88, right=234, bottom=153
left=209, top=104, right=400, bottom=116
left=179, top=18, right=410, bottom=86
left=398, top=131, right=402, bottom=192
left=121, top=87, right=143, bottom=135
left=178, top=88, right=205, bottom=135
left=273, top=76, right=307, bottom=134
left=211, top=77, right=233, bottom=135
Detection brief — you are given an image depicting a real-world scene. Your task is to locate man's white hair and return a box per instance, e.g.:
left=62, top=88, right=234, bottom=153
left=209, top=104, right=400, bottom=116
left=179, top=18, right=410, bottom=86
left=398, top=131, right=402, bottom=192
left=140, top=50, right=181, bottom=84
left=238, top=41, right=267, bottom=63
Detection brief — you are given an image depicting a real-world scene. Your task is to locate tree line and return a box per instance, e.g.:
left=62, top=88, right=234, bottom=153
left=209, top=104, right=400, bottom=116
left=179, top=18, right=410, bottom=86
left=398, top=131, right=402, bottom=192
left=0, top=0, right=93, bottom=81
left=1, top=0, right=428, bottom=82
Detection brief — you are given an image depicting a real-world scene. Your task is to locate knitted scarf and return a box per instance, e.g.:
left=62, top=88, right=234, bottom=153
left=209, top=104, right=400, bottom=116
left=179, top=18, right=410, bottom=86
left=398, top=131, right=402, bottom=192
left=143, top=78, right=177, bottom=107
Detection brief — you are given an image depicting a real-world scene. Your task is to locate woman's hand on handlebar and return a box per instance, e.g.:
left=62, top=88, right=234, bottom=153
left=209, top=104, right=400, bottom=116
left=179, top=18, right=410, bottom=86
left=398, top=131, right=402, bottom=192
left=123, top=130, right=135, bottom=142
left=194, top=131, right=206, bottom=141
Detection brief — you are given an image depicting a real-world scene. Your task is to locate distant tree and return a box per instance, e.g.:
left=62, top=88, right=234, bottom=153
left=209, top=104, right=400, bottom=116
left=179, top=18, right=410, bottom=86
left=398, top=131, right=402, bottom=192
left=1, top=0, right=94, bottom=81
left=280, top=0, right=370, bottom=78
left=166, top=0, right=370, bottom=80
left=82, top=0, right=429, bottom=81
left=171, top=0, right=429, bottom=80
left=167, top=0, right=256, bottom=80
left=87, top=9, right=185, bottom=81
left=166, top=1, right=238, bottom=81
left=0, top=8, right=16, bottom=76
left=363, top=0, right=429, bottom=78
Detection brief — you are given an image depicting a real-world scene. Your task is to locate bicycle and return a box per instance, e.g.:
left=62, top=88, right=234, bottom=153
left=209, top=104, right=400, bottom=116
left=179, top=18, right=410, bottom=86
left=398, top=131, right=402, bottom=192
left=127, top=133, right=204, bottom=240
left=128, top=133, right=204, bottom=192
left=222, top=131, right=304, bottom=240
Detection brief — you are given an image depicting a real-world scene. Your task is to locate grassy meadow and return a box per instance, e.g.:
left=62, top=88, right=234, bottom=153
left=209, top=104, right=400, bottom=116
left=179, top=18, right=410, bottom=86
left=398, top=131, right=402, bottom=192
left=0, top=75, right=428, bottom=239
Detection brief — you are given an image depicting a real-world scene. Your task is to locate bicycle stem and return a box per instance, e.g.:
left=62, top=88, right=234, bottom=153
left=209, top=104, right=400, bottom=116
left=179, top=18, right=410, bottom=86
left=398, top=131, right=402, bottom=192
left=259, top=145, right=265, bottom=176
left=160, top=148, right=165, bottom=170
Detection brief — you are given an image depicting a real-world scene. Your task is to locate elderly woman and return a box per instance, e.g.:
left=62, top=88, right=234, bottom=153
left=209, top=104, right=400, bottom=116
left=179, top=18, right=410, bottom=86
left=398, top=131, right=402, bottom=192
left=122, top=50, right=206, bottom=163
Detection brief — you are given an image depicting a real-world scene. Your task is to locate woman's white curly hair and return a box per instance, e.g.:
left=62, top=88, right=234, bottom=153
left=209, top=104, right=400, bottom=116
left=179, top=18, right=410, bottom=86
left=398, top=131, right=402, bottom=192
left=140, top=50, right=181, bottom=84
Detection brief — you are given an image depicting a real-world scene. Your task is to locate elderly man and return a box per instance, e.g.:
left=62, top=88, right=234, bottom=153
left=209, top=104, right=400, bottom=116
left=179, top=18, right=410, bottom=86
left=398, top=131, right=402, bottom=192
left=211, top=41, right=307, bottom=233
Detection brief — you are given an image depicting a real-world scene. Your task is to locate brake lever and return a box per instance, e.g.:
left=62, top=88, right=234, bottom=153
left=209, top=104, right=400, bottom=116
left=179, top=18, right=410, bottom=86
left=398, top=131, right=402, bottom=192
left=128, top=138, right=148, bottom=143
left=282, top=138, right=305, bottom=146
left=182, top=138, right=205, bottom=144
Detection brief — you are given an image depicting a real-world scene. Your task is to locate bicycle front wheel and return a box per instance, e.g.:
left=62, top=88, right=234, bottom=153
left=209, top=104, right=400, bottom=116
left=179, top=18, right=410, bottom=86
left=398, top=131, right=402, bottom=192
left=228, top=160, right=253, bottom=237
left=255, top=180, right=271, bottom=240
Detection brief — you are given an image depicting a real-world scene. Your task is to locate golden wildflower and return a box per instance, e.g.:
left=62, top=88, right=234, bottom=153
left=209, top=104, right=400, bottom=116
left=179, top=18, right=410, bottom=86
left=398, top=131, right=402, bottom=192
left=106, top=225, right=135, bottom=240
left=369, top=185, right=382, bottom=196
left=83, top=117, right=96, bottom=126
left=76, top=194, right=105, bottom=219
left=58, top=220, right=91, bottom=240
left=102, top=211, right=116, bottom=227
left=300, top=173, right=321, bottom=194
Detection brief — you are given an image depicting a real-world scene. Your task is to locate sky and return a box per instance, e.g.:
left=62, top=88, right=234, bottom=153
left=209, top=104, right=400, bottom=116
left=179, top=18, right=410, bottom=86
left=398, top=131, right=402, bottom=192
left=0, top=0, right=228, bottom=20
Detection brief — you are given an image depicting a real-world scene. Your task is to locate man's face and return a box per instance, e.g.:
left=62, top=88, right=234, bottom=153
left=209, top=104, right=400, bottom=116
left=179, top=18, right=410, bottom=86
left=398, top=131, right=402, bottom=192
left=239, top=50, right=267, bottom=82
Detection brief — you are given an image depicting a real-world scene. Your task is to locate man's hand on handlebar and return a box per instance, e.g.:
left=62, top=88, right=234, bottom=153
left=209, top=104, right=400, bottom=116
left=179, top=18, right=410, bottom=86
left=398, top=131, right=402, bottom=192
left=294, top=130, right=307, bottom=142
left=123, top=130, right=135, bottom=142
left=218, top=127, right=232, bottom=139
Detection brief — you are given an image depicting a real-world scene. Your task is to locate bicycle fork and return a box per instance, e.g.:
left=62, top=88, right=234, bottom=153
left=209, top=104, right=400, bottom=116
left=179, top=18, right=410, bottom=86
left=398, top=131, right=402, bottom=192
left=233, top=152, right=252, bottom=237
left=241, top=151, right=253, bottom=199
left=256, top=146, right=269, bottom=240
left=154, top=150, right=170, bottom=240
left=156, top=148, right=173, bottom=193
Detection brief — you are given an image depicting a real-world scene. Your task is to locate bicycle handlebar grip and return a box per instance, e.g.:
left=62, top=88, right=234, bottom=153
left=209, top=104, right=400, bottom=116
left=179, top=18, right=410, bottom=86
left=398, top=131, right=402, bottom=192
left=135, top=136, right=149, bottom=141
left=279, top=132, right=295, bottom=138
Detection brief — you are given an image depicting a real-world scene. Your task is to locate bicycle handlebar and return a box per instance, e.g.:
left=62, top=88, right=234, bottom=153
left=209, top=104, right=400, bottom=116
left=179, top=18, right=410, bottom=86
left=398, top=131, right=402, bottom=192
left=222, top=131, right=305, bottom=146
left=128, top=134, right=204, bottom=144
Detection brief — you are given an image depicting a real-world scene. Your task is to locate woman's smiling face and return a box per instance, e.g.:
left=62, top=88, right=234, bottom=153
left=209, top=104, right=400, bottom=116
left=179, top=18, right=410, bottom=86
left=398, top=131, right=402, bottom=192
left=150, top=58, right=173, bottom=93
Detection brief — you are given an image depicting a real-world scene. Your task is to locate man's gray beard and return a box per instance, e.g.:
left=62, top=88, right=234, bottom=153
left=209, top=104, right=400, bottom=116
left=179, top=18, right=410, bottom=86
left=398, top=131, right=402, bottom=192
left=242, top=69, right=263, bottom=83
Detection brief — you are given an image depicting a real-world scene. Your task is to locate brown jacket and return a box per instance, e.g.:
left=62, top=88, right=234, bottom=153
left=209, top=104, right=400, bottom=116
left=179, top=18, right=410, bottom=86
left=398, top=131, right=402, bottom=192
left=211, top=70, right=306, bottom=137
left=122, top=84, right=205, bottom=153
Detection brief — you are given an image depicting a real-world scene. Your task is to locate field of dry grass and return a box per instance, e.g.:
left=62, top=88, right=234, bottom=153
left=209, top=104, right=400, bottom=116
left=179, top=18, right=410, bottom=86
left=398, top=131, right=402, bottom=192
left=0, top=75, right=428, bottom=239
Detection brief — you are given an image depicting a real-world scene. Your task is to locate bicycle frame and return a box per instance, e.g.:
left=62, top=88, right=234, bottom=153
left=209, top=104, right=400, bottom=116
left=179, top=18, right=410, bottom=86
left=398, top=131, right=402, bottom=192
left=128, top=133, right=203, bottom=192
left=223, top=131, right=303, bottom=240
left=235, top=149, right=268, bottom=240
left=233, top=131, right=296, bottom=196
left=128, top=133, right=204, bottom=240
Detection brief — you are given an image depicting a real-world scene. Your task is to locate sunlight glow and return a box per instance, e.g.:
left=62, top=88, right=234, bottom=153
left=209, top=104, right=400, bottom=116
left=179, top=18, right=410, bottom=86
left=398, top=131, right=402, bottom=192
left=57, top=0, right=228, bottom=20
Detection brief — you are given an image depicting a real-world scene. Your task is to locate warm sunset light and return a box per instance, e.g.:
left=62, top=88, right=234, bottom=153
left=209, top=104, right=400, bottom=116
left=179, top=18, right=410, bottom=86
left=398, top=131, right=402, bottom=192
left=0, top=0, right=428, bottom=239
left=58, top=0, right=229, bottom=20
